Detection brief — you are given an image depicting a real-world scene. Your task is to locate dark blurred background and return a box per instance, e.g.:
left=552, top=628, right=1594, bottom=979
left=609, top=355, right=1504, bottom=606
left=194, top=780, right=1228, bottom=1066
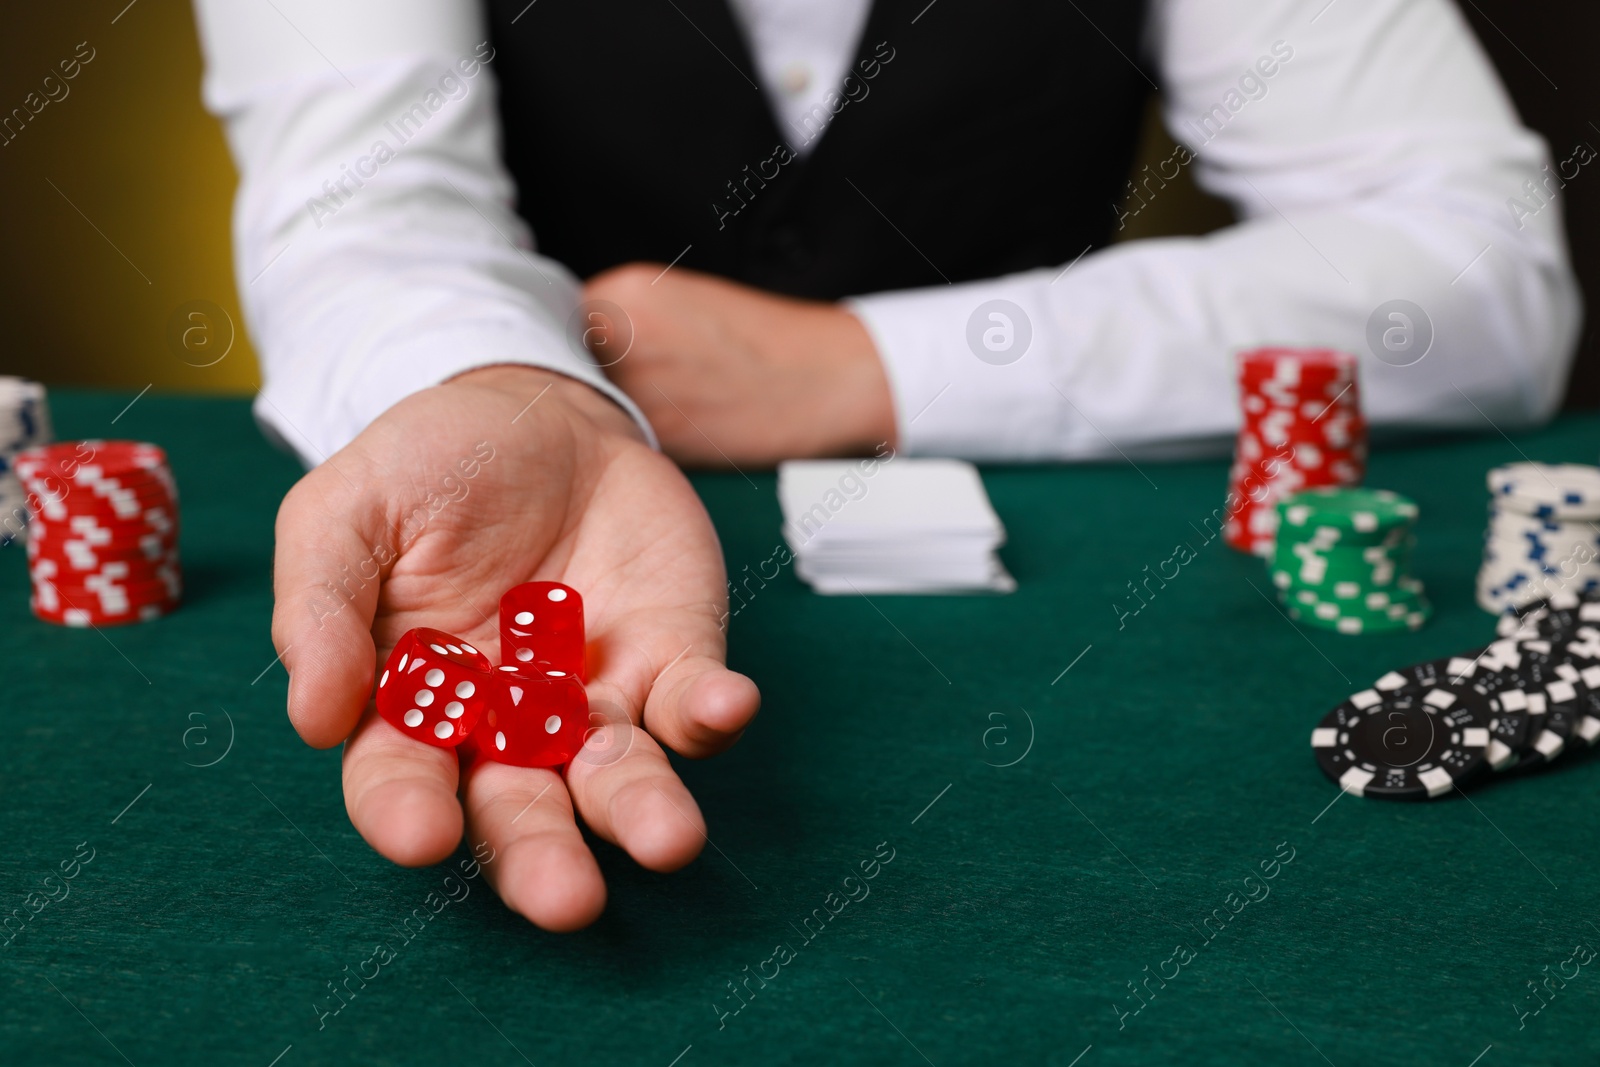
left=0, top=1, right=1593, bottom=404
left=1457, top=0, right=1598, bottom=407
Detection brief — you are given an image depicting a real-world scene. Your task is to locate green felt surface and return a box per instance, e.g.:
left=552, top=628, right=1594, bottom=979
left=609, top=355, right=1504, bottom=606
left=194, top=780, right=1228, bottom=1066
left=2, top=392, right=1599, bottom=1066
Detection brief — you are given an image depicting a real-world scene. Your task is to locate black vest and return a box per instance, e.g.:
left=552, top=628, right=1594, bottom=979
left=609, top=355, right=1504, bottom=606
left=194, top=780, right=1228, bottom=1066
left=487, top=0, right=1152, bottom=301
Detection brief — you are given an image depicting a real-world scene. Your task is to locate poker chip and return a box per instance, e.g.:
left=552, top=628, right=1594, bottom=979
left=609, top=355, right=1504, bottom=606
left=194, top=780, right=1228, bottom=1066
left=1489, top=463, right=1600, bottom=520
left=1310, top=659, right=1491, bottom=799
left=1495, top=590, right=1600, bottom=748
left=1477, top=463, right=1600, bottom=614
left=1484, top=639, right=1582, bottom=769
left=1432, top=653, right=1531, bottom=771
left=0, top=377, right=52, bottom=451
left=1315, top=637, right=1600, bottom=799
left=1272, top=487, right=1430, bottom=634
left=1309, top=530, right=1600, bottom=797
left=1226, top=348, right=1366, bottom=556
left=1447, top=638, right=1589, bottom=771
left=1570, top=671, right=1600, bottom=750
left=1497, top=587, right=1600, bottom=641
left=0, top=377, right=53, bottom=545
left=16, top=440, right=182, bottom=627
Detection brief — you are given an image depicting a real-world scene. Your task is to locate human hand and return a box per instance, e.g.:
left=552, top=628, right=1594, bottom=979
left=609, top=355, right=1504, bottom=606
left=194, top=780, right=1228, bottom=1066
left=270, top=365, right=760, bottom=930
left=581, top=264, right=896, bottom=467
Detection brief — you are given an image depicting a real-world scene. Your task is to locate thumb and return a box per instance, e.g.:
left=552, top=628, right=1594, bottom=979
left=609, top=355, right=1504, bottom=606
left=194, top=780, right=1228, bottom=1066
left=270, top=471, right=389, bottom=748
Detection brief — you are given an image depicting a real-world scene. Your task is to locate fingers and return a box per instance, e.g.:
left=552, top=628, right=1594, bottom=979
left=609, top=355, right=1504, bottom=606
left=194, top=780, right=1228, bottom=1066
left=461, top=760, right=606, bottom=931
left=342, top=708, right=463, bottom=868
left=643, top=656, right=761, bottom=757
left=344, top=707, right=612, bottom=932
left=272, top=469, right=390, bottom=748
left=565, top=724, right=708, bottom=873
left=591, top=606, right=761, bottom=758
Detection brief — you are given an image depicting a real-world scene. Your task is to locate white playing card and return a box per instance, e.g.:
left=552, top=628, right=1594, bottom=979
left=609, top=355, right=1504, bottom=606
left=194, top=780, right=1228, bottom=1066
left=777, top=457, right=1014, bottom=594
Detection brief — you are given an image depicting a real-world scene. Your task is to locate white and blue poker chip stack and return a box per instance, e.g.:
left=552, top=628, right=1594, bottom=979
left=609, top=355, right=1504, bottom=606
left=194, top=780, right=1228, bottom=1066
left=1477, top=462, right=1600, bottom=614
left=0, top=377, right=53, bottom=544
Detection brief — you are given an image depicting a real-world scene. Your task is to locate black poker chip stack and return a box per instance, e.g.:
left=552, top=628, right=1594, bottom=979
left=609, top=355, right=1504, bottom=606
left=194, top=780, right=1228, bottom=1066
left=1310, top=588, right=1600, bottom=800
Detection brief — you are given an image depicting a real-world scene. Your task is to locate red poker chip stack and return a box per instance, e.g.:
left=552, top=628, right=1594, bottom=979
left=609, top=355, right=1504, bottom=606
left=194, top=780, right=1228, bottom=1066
left=1225, top=348, right=1367, bottom=556
left=15, top=440, right=181, bottom=627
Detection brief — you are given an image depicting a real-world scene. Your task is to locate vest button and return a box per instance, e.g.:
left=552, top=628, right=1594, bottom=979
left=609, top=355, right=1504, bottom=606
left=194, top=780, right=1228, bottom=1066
left=780, top=62, right=811, bottom=95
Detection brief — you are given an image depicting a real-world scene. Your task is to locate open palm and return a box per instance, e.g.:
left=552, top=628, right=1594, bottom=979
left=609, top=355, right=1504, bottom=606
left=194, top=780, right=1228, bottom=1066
left=270, top=367, right=760, bottom=930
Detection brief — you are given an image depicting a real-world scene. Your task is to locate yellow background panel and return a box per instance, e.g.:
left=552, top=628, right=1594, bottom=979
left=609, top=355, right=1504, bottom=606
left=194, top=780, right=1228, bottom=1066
left=0, top=0, right=257, bottom=394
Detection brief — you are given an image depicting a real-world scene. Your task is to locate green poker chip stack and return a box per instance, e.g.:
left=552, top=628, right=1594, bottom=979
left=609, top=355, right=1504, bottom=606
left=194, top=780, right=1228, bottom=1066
left=1270, top=487, right=1431, bottom=635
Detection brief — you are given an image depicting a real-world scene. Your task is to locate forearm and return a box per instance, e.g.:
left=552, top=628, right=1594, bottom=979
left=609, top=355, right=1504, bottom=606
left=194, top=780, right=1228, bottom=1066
left=850, top=0, right=1579, bottom=461
left=193, top=1, right=652, bottom=465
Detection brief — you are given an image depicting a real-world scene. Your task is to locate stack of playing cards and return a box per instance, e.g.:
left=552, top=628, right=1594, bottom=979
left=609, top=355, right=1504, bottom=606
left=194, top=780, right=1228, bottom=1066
left=778, top=457, right=1015, bottom=594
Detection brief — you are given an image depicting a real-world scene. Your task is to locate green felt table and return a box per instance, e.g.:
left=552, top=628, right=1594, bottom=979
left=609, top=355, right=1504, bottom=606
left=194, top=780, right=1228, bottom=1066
left=3, top=391, right=1599, bottom=1066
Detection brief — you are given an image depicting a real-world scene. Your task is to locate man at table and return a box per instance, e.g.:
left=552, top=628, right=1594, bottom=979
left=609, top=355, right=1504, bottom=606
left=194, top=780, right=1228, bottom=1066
left=193, top=0, right=1579, bottom=930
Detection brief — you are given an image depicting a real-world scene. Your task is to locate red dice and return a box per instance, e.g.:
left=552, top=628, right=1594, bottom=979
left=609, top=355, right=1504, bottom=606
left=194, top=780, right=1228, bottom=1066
left=500, top=581, right=586, bottom=682
left=375, top=628, right=493, bottom=747
left=373, top=582, right=591, bottom=766
left=460, top=665, right=590, bottom=767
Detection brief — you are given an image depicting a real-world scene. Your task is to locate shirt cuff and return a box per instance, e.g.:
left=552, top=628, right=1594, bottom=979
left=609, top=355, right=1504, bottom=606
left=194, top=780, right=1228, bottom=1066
left=847, top=271, right=1067, bottom=460
left=254, top=318, right=657, bottom=469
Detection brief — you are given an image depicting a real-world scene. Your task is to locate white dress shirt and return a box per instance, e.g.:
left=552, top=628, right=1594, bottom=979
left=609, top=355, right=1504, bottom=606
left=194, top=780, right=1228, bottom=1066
left=192, top=0, right=1580, bottom=466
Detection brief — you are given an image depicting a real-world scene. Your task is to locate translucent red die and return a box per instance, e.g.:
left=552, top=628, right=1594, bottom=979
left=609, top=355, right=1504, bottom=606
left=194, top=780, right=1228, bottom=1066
left=460, top=665, right=590, bottom=767
left=377, top=581, right=591, bottom=766
left=499, top=581, right=586, bottom=682
left=375, top=627, right=492, bottom=748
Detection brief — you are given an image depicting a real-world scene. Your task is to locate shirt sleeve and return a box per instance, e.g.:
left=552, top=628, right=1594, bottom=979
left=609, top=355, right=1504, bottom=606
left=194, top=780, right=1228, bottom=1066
left=191, top=0, right=655, bottom=466
left=847, top=0, right=1582, bottom=461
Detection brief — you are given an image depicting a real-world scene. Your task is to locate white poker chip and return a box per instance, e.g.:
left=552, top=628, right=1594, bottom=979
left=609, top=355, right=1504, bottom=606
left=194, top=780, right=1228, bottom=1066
left=1477, top=466, right=1600, bottom=613
left=1488, top=462, right=1600, bottom=520
left=0, top=377, right=51, bottom=544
